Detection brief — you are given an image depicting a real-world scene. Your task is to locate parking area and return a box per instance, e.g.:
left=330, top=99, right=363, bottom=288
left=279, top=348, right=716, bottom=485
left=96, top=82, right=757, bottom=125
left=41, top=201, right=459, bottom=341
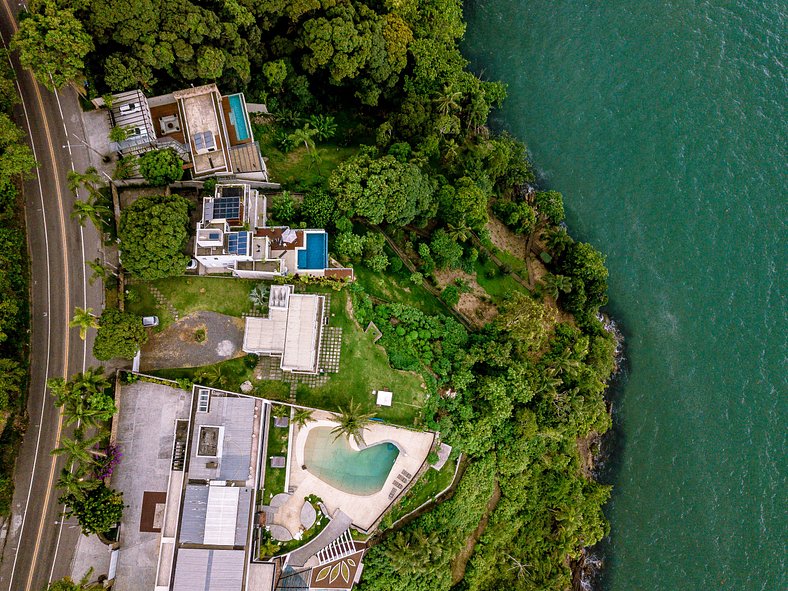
left=109, top=382, right=191, bottom=591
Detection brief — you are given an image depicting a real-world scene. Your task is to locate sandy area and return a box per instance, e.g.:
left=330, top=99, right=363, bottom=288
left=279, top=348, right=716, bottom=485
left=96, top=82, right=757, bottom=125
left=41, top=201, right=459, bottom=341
left=486, top=215, right=527, bottom=259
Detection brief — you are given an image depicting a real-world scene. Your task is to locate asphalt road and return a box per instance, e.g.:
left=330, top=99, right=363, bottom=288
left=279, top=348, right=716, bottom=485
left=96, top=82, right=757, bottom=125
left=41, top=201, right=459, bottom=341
left=0, top=4, right=104, bottom=590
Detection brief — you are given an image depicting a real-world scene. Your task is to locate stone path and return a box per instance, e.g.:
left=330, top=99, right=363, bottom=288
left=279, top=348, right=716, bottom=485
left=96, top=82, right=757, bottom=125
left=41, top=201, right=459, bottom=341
left=147, top=285, right=179, bottom=321
left=318, top=327, right=342, bottom=373
left=286, top=510, right=353, bottom=567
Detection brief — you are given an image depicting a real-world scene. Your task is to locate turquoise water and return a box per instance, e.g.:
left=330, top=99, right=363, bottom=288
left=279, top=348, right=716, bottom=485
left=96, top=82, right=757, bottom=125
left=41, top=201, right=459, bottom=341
left=463, top=1, right=786, bottom=589
left=298, top=232, right=329, bottom=270
left=303, top=427, right=399, bottom=495
left=228, top=94, right=250, bottom=141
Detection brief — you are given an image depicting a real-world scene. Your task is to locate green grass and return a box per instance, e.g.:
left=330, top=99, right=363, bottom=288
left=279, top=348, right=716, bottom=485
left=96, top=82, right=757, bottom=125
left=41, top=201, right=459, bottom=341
left=474, top=258, right=528, bottom=302
left=296, top=290, right=426, bottom=427
left=253, top=121, right=359, bottom=189
left=494, top=248, right=529, bottom=277
left=262, top=408, right=289, bottom=502
left=354, top=251, right=446, bottom=316
left=384, top=457, right=457, bottom=525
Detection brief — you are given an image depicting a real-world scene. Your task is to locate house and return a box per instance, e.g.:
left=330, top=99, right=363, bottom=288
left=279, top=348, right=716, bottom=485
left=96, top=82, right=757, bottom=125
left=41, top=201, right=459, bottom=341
left=110, top=383, right=367, bottom=591
left=105, top=84, right=268, bottom=181
left=194, top=182, right=354, bottom=280
left=242, top=284, right=324, bottom=375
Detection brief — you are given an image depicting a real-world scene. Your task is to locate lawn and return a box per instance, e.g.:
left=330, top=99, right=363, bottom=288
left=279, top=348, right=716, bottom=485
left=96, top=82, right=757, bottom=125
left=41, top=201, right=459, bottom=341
left=474, top=258, right=529, bottom=302
left=383, top=456, right=458, bottom=526
left=126, top=277, right=260, bottom=325
left=296, top=289, right=426, bottom=427
left=253, top=121, right=358, bottom=189
left=262, top=407, right=289, bottom=503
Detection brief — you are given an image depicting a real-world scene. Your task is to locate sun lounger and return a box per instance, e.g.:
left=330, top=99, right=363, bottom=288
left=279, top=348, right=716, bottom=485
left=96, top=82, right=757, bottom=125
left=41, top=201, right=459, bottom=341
left=397, top=474, right=408, bottom=483
left=388, top=487, right=397, bottom=500
left=393, top=480, right=403, bottom=489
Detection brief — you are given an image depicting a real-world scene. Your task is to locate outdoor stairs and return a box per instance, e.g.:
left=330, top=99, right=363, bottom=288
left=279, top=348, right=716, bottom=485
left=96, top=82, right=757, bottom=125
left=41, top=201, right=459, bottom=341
left=147, top=286, right=179, bottom=321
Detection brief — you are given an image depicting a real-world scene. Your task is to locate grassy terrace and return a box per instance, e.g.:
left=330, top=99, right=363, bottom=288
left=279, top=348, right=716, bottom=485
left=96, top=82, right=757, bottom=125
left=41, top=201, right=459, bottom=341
left=261, top=407, right=289, bottom=503
left=382, top=456, right=458, bottom=527
left=126, top=276, right=258, bottom=329
left=296, top=289, right=426, bottom=427
left=474, top=258, right=528, bottom=301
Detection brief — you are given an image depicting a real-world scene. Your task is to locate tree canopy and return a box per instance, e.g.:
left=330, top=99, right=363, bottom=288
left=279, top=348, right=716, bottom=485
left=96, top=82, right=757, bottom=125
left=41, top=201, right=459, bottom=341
left=92, top=309, right=148, bottom=360
left=137, top=148, right=184, bottom=186
left=12, top=1, right=93, bottom=90
left=119, top=194, right=190, bottom=279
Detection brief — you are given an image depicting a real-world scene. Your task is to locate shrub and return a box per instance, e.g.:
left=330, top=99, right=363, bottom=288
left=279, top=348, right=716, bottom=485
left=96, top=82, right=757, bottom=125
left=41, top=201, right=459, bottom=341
left=93, top=308, right=148, bottom=360
left=441, top=285, right=460, bottom=307
left=137, top=148, right=184, bottom=186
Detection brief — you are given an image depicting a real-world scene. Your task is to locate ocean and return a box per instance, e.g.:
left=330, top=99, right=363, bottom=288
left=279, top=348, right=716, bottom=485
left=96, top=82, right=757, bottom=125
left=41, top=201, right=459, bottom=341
left=462, top=1, right=787, bottom=589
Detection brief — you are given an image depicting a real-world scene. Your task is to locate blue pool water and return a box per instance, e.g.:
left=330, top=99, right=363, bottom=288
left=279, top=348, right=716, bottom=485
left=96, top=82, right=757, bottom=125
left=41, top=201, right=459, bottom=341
left=303, top=427, right=399, bottom=495
left=228, top=94, right=250, bottom=142
left=297, top=232, right=328, bottom=270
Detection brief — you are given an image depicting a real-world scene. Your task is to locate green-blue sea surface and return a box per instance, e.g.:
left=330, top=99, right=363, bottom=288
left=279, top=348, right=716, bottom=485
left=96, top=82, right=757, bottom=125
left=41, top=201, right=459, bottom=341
left=463, top=1, right=786, bottom=589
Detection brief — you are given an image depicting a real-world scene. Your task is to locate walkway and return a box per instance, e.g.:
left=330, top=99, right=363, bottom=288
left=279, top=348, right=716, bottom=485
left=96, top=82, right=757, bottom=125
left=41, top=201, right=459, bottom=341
left=286, top=510, right=352, bottom=567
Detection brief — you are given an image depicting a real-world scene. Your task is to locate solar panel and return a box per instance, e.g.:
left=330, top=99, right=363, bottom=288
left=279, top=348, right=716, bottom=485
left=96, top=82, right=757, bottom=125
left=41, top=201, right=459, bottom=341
left=204, top=131, right=215, bottom=150
left=194, top=132, right=205, bottom=151
left=211, top=196, right=240, bottom=220
left=227, top=232, right=249, bottom=255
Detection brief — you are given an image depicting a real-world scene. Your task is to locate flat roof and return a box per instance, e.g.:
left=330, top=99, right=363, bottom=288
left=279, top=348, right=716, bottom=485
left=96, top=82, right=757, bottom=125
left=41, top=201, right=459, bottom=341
left=282, top=294, right=322, bottom=373
left=172, top=548, right=244, bottom=591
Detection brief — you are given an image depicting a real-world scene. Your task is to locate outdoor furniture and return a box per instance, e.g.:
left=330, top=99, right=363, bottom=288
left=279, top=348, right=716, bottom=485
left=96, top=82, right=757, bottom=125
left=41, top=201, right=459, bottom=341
left=388, top=487, right=397, bottom=500
left=376, top=390, right=393, bottom=407
left=397, top=474, right=407, bottom=483
left=392, top=480, right=403, bottom=489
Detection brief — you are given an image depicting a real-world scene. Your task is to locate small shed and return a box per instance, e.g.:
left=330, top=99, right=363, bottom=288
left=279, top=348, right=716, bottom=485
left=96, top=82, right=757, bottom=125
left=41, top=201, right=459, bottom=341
left=375, top=390, right=392, bottom=407
left=270, top=456, right=286, bottom=468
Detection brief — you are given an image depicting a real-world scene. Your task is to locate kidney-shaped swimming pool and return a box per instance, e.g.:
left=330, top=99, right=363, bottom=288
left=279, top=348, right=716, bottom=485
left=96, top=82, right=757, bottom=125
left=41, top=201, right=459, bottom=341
left=303, top=427, right=399, bottom=496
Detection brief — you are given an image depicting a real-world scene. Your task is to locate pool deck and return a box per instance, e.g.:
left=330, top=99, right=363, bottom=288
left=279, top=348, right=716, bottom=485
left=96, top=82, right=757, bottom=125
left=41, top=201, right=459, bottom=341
left=285, top=411, right=435, bottom=531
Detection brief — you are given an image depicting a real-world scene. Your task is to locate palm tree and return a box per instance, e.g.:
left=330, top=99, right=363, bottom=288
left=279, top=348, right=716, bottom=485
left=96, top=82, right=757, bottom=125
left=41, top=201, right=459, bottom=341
left=540, top=273, right=572, bottom=299
left=434, top=86, right=462, bottom=115
left=66, top=167, right=103, bottom=199
left=71, top=197, right=111, bottom=233
left=248, top=284, right=269, bottom=309
left=544, top=226, right=573, bottom=255
left=85, top=258, right=117, bottom=286
left=446, top=222, right=471, bottom=243
left=46, top=567, right=103, bottom=591
left=308, top=114, right=337, bottom=141
left=71, top=366, right=111, bottom=396
left=55, top=466, right=100, bottom=504
left=51, top=433, right=106, bottom=468
left=292, top=408, right=313, bottom=429
left=289, top=125, right=317, bottom=155
left=200, top=365, right=228, bottom=389
left=69, top=307, right=99, bottom=341
left=330, top=400, right=375, bottom=446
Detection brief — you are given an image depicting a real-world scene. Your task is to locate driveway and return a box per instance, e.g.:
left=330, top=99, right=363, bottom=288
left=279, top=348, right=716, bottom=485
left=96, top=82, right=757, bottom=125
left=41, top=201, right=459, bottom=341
left=140, top=311, right=246, bottom=370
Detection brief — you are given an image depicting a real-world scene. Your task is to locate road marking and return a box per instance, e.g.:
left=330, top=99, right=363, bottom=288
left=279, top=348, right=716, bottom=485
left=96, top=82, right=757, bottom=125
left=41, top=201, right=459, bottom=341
left=0, top=4, right=74, bottom=590
left=0, top=25, right=53, bottom=591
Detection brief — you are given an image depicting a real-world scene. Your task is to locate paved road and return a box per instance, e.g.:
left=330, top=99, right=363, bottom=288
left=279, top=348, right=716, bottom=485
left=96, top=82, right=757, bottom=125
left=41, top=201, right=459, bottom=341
left=0, top=4, right=104, bottom=590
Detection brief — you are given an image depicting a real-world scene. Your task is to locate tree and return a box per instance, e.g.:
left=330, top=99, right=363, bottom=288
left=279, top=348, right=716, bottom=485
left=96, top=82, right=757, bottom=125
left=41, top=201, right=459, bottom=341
left=441, top=285, right=460, bottom=307
left=55, top=466, right=101, bottom=504
left=331, top=400, right=375, bottom=446
left=300, top=189, right=336, bottom=228
left=292, top=408, right=313, bottom=428
left=66, top=167, right=103, bottom=199
left=534, top=190, right=565, bottom=225
left=69, top=307, right=99, bottom=341
left=430, top=229, right=464, bottom=270
left=85, top=258, right=116, bottom=286
left=270, top=192, right=297, bottom=223
left=119, top=194, right=190, bottom=279
left=249, top=284, right=270, bottom=309
left=308, top=114, right=337, bottom=141
left=11, top=0, right=93, bottom=90
left=329, top=153, right=435, bottom=226
left=0, top=358, right=24, bottom=410
left=438, top=176, right=489, bottom=230
left=540, top=273, right=572, bottom=299
left=61, top=483, right=123, bottom=536
left=137, top=149, right=184, bottom=186
left=46, top=568, right=102, bottom=591
left=51, top=433, right=105, bottom=469
left=557, top=242, right=608, bottom=314
left=92, top=309, right=148, bottom=360
left=71, top=197, right=110, bottom=234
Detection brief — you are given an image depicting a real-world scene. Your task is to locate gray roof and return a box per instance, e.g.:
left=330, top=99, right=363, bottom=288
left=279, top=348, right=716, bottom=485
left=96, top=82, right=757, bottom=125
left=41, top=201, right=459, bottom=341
left=172, top=548, right=244, bottom=591
left=188, top=394, right=257, bottom=482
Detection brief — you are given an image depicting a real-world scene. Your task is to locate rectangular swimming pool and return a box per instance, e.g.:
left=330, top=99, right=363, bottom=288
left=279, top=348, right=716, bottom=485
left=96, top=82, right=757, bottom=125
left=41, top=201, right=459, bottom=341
left=227, top=94, right=250, bottom=142
left=297, top=232, right=328, bottom=270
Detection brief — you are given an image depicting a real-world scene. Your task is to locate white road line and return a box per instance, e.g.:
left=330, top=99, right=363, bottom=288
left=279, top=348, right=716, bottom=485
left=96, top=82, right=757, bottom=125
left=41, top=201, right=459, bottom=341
left=0, top=29, right=55, bottom=591
left=48, top=86, right=88, bottom=585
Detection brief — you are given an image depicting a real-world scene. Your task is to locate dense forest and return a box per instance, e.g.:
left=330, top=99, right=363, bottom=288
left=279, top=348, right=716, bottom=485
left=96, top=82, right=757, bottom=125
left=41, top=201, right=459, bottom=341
left=0, top=49, right=37, bottom=514
left=12, top=1, right=617, bottom=589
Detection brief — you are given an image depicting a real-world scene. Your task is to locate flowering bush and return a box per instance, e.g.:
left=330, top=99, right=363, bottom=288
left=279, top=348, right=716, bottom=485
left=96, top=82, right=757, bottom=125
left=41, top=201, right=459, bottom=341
left=94, top=444, right=122, bottom=479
